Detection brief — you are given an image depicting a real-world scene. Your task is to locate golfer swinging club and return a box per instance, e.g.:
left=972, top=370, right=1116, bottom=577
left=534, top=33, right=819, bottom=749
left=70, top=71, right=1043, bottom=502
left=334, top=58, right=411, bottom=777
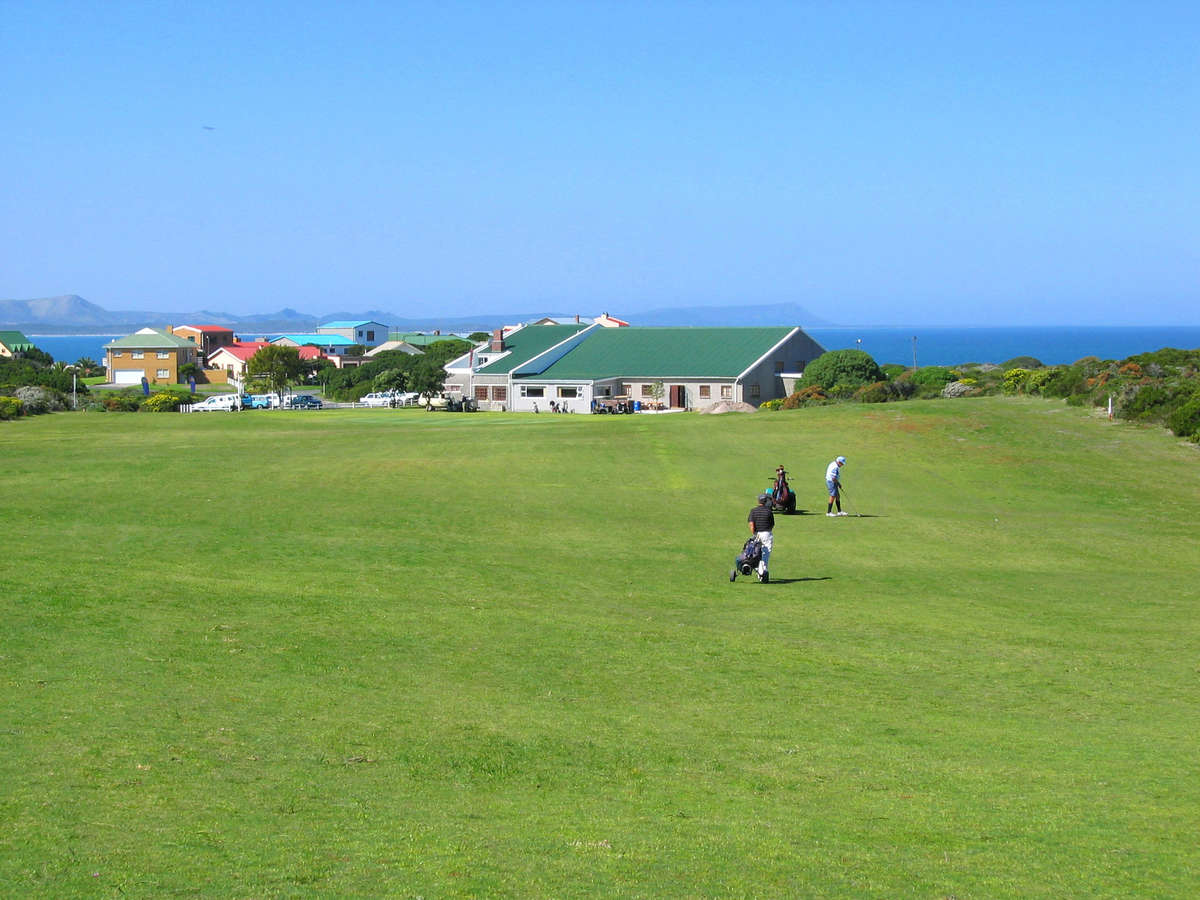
left=826, top=455, right=847, bottom=516
left=747, top=492, right=775, bottom=583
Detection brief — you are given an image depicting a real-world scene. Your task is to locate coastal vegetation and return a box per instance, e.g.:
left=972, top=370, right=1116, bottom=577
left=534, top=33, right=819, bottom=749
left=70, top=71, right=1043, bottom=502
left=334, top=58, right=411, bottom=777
left=767, top=347, right=1200, bottom=442
left=2, top=399, right=1197, bottom=895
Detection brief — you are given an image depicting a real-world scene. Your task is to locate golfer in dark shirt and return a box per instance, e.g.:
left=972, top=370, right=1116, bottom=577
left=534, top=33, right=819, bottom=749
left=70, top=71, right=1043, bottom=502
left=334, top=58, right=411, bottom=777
left=747, top=493, right=775, bottom=582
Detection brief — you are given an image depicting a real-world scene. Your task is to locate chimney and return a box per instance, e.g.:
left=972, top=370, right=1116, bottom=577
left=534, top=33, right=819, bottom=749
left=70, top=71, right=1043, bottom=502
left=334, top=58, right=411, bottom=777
left=575, top=314, right=580, bottom=323
left=434, top=329, right=441, bottom=335
left=490, top=328, right=505, bottom=352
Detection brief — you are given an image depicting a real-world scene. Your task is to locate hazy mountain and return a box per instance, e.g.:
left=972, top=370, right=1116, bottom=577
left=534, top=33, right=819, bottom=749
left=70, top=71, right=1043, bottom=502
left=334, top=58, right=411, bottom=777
left=1, top=295, right=834, bottom=334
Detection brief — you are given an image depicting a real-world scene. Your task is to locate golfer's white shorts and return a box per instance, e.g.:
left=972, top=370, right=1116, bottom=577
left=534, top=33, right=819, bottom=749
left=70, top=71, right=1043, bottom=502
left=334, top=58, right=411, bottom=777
left=756, top=530, right=773, bottom=569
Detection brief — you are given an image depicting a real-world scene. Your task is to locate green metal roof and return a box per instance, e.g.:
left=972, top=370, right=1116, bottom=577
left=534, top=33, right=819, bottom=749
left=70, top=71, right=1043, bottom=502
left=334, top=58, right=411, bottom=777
left=474, top=324, right=589, bottom=375
left=104, top=328, right=197, bottom=349
left=526, top=327, right=796, bottom=380
left=0, top=331, right=35, bottom=352
left=390, top=332, right=471, bottom=347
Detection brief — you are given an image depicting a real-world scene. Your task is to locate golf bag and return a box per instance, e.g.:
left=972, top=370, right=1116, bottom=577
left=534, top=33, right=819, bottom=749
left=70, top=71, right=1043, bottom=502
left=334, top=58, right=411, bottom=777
left=768, top=466, right=796, bottom=514
left=733, top=537, right=763, bottom=577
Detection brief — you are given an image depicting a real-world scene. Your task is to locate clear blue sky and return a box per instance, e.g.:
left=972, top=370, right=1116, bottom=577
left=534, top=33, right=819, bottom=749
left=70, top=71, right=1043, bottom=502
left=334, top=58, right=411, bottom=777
left=3, top=1, right=1197, bottom=325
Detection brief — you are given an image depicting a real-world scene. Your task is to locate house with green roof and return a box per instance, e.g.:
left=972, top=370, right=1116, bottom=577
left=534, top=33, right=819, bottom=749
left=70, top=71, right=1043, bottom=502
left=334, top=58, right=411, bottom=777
left=445, top=325, right=825, bottom=413
left=0, top=330, right=36, bottom=358
left=443, top=324, right=592, bottom=409
left=104, top=328, right=199, bottom=385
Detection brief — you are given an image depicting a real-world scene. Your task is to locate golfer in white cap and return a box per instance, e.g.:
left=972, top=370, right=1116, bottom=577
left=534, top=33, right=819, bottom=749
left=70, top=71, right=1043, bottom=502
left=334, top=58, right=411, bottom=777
left=826, top=456, right=847, bottom=516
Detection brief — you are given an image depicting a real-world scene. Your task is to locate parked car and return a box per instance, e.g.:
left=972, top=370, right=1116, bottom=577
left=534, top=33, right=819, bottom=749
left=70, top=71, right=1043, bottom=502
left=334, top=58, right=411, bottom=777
left=245, top=394, right=276, bottom=409
left=191, top=393, right=241, bottom=412
left=360, top=392, right=395, bottom=408
left=395, top=391, right=421, bottom=406
left=284, top=394, right=323, bottom=409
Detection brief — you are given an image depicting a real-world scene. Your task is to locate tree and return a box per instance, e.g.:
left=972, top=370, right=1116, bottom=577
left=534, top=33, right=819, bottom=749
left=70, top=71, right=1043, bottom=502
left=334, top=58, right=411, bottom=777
left=373, top=368, right=406, bottom=392
left=801, top=350, right=884, bottom=392
left=248, top=345, right=304, bottom=400
left=468, top=332, right=490, bottom=343
left=406, top=357, right=448, bottom=397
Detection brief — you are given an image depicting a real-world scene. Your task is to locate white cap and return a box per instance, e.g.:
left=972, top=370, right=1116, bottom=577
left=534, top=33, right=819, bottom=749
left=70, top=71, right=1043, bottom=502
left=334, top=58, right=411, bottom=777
left=836, top=456, right=846, bottom=464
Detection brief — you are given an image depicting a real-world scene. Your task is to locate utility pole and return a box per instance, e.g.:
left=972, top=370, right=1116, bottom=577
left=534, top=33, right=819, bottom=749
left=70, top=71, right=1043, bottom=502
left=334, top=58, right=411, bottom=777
left=912, top=335, right=918, bottom=370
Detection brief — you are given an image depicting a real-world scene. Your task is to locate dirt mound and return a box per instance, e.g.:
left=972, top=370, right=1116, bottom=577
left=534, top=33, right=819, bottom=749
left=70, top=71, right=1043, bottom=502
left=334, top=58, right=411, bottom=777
left=698, top=401, right=758, bottom=414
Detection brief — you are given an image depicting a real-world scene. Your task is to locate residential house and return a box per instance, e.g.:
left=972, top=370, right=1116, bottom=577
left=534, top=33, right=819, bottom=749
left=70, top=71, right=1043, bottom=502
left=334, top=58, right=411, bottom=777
left=389, top=331, right=468, bottom=349
left=271, top=334, right=358, bottom=355
left=0, top=330, right=35, bottom=358
left=365, top=340, right=424, bottom=358
left=209, top=342, right=325, bottom=378
left=104, top=328, right=199, bottom=385
left=171, top=324, right=236, bottom=359
left=316, top=320, right=388, bottom=347
left=447, top=326, right=825, bottom=413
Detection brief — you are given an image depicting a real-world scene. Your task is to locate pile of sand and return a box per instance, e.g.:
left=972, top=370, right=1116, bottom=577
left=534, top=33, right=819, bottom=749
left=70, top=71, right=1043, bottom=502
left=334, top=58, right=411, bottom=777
left=698, top=401, right=758, bottom=414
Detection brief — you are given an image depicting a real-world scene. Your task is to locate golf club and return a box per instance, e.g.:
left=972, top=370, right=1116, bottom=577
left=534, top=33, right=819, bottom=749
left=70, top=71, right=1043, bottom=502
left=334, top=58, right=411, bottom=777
left=840, top=484, right=860, bottom=517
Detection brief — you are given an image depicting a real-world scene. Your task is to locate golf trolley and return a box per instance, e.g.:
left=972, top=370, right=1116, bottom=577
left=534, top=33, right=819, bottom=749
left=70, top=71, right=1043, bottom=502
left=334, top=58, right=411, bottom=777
left=766, top=465, right=796, bottom=514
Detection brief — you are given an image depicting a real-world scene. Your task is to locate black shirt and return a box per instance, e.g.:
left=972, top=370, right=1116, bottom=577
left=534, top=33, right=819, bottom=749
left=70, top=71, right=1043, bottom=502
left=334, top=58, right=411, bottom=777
left=748, top=503, right=775, bottom=532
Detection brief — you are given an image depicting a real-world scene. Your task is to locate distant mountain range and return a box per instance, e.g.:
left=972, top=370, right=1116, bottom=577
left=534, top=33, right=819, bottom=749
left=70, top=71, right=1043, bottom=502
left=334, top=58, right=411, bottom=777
left=0, top=294, right=834, bottom=334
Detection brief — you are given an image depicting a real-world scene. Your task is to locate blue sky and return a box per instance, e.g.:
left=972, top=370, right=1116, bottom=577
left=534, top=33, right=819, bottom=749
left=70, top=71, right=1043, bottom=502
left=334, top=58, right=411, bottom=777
left=3, top=1, right=1197, bottom=325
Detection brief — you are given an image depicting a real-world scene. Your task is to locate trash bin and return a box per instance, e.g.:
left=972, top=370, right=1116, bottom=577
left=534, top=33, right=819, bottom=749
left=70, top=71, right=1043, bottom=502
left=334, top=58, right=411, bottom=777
left=633, top=400, right=641, bottom=411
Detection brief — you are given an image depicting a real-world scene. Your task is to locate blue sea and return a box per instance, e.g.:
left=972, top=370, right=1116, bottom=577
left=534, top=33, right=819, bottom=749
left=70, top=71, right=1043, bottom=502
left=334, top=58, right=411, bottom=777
left=27, top=326, right=1200, bottom=369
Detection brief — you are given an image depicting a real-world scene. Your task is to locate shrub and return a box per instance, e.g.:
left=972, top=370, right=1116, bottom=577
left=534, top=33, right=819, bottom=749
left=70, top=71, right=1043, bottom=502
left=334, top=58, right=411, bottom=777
left=759, top=398, right=784, bottom=411
left=854, top=381, right=895, bottom=403
left=881, top=363, right=908, bottom=380
left=782, top=385, right=828, bottom=409
left=143, top=391, right=187, bottom=412
left=15, top=386, right=67, bottom=414
left=0, top=396, right=22, bottom=419
left=101, top=392, right=143, bottom=411
left=1002, top=356, right=1044, bottom=370
left=801, top=350, right=884, bottom=391
left=909, top=366, right=956, bottom=388
left=1167, top=395, right=1200, bottom=440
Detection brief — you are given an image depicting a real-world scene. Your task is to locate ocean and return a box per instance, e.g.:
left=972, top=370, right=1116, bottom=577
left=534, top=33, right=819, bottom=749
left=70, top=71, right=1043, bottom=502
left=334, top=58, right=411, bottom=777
left=27, top=326, right=1200, bottom=370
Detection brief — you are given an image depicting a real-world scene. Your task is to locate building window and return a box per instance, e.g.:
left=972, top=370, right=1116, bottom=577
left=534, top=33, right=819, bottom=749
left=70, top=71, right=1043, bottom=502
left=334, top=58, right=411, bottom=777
left=699, top=385, right=711, bottom=399
left=366, top=330, right=375, bottom=342
left=750, top=384, right=761, bottom=398
left=641, top=384, right=654, bottom=397
left=493, top=386, right=507, bottom=402
left=132, top=351, right=144, bottom=359
left=557, top=387, right=578, bottom=399
left=157, top=351, right=170, bottom=359
left=775, top=360, right=784, bottom=372
left=521, top=386, right=544, bottom=398
left=156, top=369, right=170, bottom=378
left=475, top=386, right=488, bottom=401
left=721, top=385, right=732, bottom=399
left=112, top=351, right=123, bottom=358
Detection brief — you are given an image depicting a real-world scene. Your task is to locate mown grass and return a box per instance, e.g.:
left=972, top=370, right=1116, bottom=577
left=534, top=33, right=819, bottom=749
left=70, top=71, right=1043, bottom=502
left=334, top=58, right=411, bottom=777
left=2, top=399, right=1197, bottom=897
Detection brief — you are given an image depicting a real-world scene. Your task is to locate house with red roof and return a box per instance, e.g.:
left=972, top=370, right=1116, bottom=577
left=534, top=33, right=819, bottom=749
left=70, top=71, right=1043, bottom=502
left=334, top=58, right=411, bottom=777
left=207, top=342, right=327, bottom=378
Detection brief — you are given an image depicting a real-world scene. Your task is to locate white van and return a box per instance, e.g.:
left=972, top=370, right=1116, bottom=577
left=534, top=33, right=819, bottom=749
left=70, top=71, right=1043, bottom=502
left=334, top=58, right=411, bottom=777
left=190, top=393, right=241, bottom=412
left=360, top=392, right=396, bottom=408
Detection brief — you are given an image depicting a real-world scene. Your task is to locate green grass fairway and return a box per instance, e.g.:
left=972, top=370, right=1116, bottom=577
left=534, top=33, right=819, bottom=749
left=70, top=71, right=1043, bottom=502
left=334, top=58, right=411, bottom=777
left=2, top=399, right=1197, bottom=896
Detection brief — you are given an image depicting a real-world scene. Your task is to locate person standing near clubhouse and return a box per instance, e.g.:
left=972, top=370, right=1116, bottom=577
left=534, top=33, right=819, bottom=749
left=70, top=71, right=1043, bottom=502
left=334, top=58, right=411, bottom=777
left=747, top=492, right=775, bottom=582
left=826, top=456, right=847, bottom=516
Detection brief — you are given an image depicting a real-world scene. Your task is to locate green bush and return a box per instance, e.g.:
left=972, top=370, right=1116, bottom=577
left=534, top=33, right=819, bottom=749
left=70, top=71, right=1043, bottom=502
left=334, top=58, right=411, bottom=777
left=782, top=385, right=828, bottom=409
left=1002, top=356, right=1044, bottom=370
left=881, top=363, right=908, bottom=380
left=909, top=366, right=956, bottom=388
left=802, top=350, right=884, bottom=391
left=759, top=398, right=784, bottom=411
left=0, top=396, right=22, bottom=419
left=1167, top=395, right=1200, bottom=440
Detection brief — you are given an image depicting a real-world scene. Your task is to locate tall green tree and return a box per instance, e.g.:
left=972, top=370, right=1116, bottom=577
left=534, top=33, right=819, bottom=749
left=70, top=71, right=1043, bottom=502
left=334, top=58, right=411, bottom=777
left=248, top=345, right=304, bottom=401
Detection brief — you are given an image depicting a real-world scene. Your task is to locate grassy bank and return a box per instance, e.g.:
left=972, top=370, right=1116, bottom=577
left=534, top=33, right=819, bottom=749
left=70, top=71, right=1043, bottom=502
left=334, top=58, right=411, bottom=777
left=2, top=399, right=1197, bottom=896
